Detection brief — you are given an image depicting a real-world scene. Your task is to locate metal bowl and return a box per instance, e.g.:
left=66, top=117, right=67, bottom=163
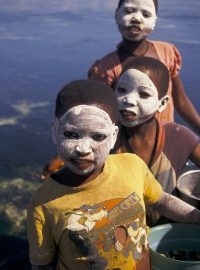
left=177, top=170, right=200, bottom=209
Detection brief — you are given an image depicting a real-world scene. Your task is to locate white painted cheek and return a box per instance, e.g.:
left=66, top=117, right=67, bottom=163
left=57, top=139, right=76, bottom=163
left=59, top=142, right=68, bottom=159
left=110, top=138, right=115, bottom=150
left=138, top=90, right=159, bottom=116
left=122, top=14, right=134, bottom=27
left=141, top=0, right=157, bottom=30
left=96, top=146, right=108, bottom=164
left=116, top=95, right=125, bottom=108
left=110, top=125, right=118, bottom=149
left=95, top=141, right=112, bottom=166
left=140, top=99, right=159, bottom=116
left=116, top=7, right=133, bottom=28
left=93, top=130, right=116, bottom=166
left=143, top=16, right=157, bottom=32
left=149, top=0, right=157, bottom=27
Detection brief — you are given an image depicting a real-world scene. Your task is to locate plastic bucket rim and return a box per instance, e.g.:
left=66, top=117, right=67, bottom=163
left=150, top=246, right=200, bottom=265
left=149, top=223, right=200, bottom=264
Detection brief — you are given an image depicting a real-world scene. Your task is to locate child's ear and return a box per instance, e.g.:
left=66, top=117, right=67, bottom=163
left=51, top=117, right=60, bottom=144
left=157, top=95, right=169, bottom=113
left=110, top=125, right=119, bottom=149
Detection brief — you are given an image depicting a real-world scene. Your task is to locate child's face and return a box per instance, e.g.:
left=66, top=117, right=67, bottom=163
left=115, top=69, right=164, bottom=127
left=115, top=0, right=157, bottom=42
left=52, top=105, right=118, bottom=175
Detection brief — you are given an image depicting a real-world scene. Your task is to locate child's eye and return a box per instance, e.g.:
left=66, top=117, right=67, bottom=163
left=63, top=131, right=79, bottom=139
left=92, top=134, right=107, bottom=142
left=139, top=91, right=151, bottom=99
left=142, top=11, right=152, bottom=18
left=124, top=8, right=133, bottom=14
left=124, top=8, right=136, bottom=14
left=117, top=87, right=126, bottom=94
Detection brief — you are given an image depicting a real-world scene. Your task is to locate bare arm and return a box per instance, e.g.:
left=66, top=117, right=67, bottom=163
left=172, top=75, right=200, bottom=134
left=190, top=143, right=200, bottom=167
left=151, top=191, right=200, bottom=224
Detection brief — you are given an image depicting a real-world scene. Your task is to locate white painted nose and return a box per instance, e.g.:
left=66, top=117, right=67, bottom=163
left=132, top=11, right=143, bottom=23
left=122, top=96, right=137, bottom=106
left=75, top=140, right=92, bottom=155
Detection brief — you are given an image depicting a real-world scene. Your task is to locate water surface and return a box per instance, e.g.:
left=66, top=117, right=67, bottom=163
left=0, top=0, right=199, bottom=235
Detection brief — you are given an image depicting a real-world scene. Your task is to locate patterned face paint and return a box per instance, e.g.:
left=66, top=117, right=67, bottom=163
left=116, top=0, right=157, bottom=41
left=52, top=105, right=118, bottom=175
left=115, top=69, right=162, bottom=127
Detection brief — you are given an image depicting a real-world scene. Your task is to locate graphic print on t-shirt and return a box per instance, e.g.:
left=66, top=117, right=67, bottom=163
left=64, top=192, right=148, bottom=269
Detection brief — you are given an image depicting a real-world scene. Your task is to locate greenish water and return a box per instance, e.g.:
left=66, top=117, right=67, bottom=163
left=0, top=176, right=41, bottom=237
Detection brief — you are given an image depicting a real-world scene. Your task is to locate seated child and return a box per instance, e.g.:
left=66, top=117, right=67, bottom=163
left=27, top=80, right=200, bottom=270
left=88, top=0, right=200, bottom=131
left=113, top=56, right=200, bottom=224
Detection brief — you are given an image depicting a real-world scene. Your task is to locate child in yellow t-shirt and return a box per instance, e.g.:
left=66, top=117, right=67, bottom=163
left=27, top=80, right=200, bottom=270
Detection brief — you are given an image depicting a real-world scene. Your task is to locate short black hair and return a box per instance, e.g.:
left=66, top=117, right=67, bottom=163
left=117, top=0, right=158, bottom=14
left=121, top=56, right=169, bottom=99
left=55, top=80, right=118, bottom=123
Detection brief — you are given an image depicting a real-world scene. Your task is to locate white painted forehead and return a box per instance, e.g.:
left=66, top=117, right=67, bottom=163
left=123, top=0, right=156, bottom=9
left=123, top=69, right=150, bottom=80
left=120, top=68, right=157, bottom=89
left=60, top=104, right=114, bottom=124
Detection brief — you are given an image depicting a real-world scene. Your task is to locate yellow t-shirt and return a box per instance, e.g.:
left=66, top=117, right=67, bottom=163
left=27, top=153, right=162, bottom=270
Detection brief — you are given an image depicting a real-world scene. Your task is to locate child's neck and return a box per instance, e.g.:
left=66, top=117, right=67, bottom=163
left=124, top=118, right=158, bottom=166
left=126, top=117, right=155, bottom=136
left=52, top=166, right=103, bottom=187
left=122, top=38, right=148, bottom=57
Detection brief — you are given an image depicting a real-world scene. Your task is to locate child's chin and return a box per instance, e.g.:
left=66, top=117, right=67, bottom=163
left=70, top=166, right=93, bottom=176
left=122, top=118, right=147, bottom=128
left=124, top=31, right=149, bottom=42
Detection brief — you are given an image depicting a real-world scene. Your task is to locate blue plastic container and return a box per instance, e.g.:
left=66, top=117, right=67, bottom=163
left=149, top=223, right=200, bottom=270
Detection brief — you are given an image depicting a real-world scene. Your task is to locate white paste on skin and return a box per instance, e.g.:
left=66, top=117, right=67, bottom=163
left=115, top=69, right=163, bottom=127
left=52, top=105, right=118, bottom=175
left=116, top=0, right=157, bottom=41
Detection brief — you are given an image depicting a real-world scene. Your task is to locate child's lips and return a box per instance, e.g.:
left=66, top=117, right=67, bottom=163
left=120, top=109, right=137, bottom=120
left=70, top=158, right=93, bottom=169
left=128, top=25, right=142, bottom=34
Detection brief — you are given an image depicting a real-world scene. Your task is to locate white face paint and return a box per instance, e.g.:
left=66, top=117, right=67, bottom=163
left=116, top=0, right=157, bottom=41
left=52, top=105, right=118, bottom=175
left=115, top=69, right=162, bottom=127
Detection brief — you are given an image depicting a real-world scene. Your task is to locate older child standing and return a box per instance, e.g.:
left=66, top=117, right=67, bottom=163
left=88, top=0, right=200, bottom=132
left=28, top=80, right=200, bottom=270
